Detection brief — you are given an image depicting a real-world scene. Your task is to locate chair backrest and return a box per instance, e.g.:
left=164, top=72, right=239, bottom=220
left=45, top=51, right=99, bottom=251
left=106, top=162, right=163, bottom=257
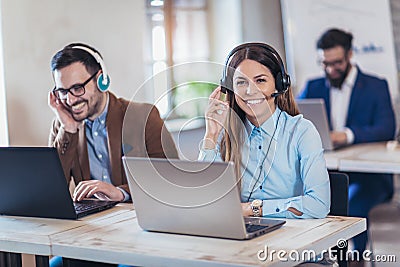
left=329, top=172, right=349, bottom=216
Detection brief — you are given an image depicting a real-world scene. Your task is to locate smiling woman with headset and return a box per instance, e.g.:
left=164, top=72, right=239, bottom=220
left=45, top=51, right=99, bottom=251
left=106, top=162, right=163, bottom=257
left=199, top=42, right=330, bottom=219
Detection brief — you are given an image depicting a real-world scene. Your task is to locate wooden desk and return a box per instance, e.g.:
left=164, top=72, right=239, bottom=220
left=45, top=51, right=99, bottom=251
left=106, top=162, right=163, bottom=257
left=0, top=204, right=366, bottom=267
left=324, top=142, right=400, bottom=173
left=0, top=205, right=132, bottom=267
left=49, top=205, right=365, bottom=267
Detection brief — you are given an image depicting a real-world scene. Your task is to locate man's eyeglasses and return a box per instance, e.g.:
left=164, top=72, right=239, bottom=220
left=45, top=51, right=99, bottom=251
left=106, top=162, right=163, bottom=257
left=52, top=71, right=98, bottom=100
left=317, top=57, right=347, bottom=69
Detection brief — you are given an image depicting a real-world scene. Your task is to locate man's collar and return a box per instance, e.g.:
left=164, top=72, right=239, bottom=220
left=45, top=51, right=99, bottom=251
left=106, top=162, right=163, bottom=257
left=342, top=63, right=358, bottom=89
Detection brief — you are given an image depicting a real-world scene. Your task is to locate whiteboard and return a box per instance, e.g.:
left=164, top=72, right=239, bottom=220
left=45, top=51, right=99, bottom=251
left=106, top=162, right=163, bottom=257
left=281, top=0, right=398, bottom=103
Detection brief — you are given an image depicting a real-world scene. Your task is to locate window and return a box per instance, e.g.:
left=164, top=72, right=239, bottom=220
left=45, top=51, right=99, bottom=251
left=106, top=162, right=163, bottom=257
left=145, top=0, right=215, bottom=119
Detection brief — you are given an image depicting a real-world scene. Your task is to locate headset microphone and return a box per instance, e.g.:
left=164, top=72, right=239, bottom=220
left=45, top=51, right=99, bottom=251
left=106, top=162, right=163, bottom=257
left=270, top=91, right=284, bottom=98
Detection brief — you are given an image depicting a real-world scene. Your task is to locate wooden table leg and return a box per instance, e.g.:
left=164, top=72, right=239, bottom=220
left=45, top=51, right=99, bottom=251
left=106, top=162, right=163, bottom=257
left=0, top=252, right=6, bottom=267
left=332, top=244, right=348, bottom=267
left=0, top=252, right=22, bottom=267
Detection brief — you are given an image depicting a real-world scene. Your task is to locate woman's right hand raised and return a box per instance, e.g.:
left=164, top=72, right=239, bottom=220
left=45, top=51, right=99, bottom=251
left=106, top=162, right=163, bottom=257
left=203, top=86, right=229, bottom=149
left=48, top=91, right=81, bottom=133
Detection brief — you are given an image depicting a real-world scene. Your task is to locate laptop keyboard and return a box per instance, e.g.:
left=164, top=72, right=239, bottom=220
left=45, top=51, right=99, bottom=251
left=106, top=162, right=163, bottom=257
left=73, top=199, right=114, bottom=213
left=245, top=223, right=269, bottom=233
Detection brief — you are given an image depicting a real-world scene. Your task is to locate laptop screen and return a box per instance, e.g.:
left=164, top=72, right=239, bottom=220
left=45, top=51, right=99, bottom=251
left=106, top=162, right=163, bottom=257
left=296, top=99, right=335, bottom=150
left=0, top=147, right=79, bottom=219
left=0, top=147, right=117, bottom=219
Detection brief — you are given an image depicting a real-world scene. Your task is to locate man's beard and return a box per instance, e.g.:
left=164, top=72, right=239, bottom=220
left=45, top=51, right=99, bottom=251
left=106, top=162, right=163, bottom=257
left=326, top=63, right=351, bottom=88
left=66, top=100, right=90, bottom=122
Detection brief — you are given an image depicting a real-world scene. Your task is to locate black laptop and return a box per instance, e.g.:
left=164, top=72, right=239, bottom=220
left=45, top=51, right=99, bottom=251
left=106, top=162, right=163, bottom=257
left=0, top=147, right=118, bottom=219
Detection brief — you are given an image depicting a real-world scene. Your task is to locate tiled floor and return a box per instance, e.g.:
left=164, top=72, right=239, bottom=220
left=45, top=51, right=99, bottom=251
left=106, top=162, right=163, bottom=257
left=364, top=175, right=400, bottom=267
left=365, top=201, right=400, bottom=267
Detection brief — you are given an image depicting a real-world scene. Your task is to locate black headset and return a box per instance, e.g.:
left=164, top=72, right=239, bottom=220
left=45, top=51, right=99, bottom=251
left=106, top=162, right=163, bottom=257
left=220, top=42, right=291, bottom=97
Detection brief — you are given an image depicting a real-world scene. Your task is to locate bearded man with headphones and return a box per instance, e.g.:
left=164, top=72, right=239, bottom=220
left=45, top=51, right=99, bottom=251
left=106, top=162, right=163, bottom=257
left=48, top=43, right=178, bottom=204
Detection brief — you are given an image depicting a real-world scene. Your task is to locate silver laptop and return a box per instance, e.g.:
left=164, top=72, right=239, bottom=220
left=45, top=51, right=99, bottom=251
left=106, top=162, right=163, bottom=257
left=296, top=98, right=337, bottom=150
left=123, top=157, right=285, bottom=240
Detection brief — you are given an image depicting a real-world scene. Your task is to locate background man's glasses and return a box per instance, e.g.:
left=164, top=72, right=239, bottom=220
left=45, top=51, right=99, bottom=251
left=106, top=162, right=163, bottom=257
left=317, top=57, right=347, bottom=69
left=52, top=71, right=97, bottom=100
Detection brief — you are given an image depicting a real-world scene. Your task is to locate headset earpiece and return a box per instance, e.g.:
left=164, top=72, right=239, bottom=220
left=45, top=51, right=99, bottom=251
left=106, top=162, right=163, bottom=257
left=72, top=45, right=110, bottom=92
left=275, top=72, right=291, bottom=94
left=220, top=64, right=236, bottom=95
left=97, top=73, right=110, bottom=92
left=220, top=78, right=227, bottom=94
left=275, top=72, right=284, bottom=93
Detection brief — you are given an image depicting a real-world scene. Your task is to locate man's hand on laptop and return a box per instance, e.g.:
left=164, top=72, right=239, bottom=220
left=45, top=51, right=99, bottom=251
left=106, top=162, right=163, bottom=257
left=330, top=131, right=347, bottom=146
left=73, top=180, right=124, bottom=202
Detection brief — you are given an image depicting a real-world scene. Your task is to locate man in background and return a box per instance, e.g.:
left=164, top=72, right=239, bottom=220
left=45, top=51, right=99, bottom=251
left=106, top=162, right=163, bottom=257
left=298, top=28, right=395, bottom=267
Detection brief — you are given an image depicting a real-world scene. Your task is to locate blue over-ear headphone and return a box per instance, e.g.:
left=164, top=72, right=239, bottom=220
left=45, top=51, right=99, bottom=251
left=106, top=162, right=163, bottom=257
left=220, top=42, right=290, bottom=97
left=72, top=45, right=110, bottom=92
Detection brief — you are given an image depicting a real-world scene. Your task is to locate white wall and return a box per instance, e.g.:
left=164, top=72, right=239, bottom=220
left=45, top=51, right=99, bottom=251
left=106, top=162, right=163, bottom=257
left=1, top=0, right=146, bottom=146
left=0, top=0, right=319, bottom=147
left=0, top=4, right=7, bottom=146
left=208, top=0, right=286, bottom=65
left=241, top=0, right=286, bottom=64
left=208, top=0, right=242, bottom=64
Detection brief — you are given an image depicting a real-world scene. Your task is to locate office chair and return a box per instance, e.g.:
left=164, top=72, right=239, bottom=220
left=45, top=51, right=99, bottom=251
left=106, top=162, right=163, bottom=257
left=329, top=172, right=349, bottom=267
left=329, top=172, right=349, bottom=216
left=300, top=172, right=349, bottom=266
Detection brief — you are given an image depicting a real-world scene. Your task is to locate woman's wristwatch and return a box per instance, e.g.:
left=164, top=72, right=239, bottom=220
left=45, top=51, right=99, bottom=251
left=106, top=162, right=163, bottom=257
left=250, top=199, right=263, bottom=217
